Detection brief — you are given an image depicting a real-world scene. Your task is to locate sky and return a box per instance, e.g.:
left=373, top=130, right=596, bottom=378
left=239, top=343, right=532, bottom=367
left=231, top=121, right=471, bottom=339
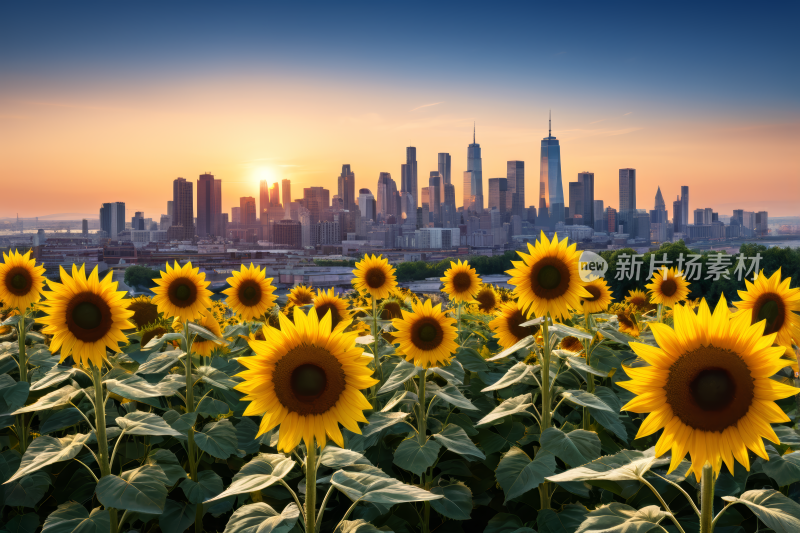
left=1, top=2, right=798, bottom=219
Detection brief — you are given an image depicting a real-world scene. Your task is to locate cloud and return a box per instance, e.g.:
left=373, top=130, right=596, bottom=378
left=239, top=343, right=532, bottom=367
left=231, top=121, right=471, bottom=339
left=589, top=119, right=606, bottom=125
left=623, top=111, right=633, bottom=116
left=411, top=102, right=443, bottom=111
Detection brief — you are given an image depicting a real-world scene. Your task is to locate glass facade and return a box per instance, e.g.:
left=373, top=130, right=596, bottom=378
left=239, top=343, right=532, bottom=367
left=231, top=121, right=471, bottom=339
left=539, top=136, right=564, bottom=228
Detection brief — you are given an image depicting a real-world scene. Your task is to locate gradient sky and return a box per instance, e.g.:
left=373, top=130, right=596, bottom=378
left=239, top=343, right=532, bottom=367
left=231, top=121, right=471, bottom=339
left=2, top=2, right=798, bottom=219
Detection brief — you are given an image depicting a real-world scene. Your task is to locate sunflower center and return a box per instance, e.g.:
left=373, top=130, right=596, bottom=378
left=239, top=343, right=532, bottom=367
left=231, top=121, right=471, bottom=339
left=128, top=300, right=159, bottom=328
left=618, top=312, right=634, bottom=328
left=315, top=303, right=342, bottom=328
left=508, top=310, right=538, bottom=341
left=366, top=268, right=386, bottom=289
left=628, top=296, right=646, bottom=309
left=238, top=281, right=262, bottom=307
left=65, top=292, right=114, bottom=342
left=530, top=258, right=570, bottom=299
left=583, top=285, right=601, bottom=302
left=665, top=345, right=754, bottom=432
left=380, top=302, right=402, bottom=319
left=660, top=278, right=678, bottom=297
left=476, top=290, right=496, bottom=311
left=451, top=272, right=472, bottom=293
left=4, top=267, right=33, bottom=296
left=410, top=318, right=444, bottom=351
left=753, top=294, right=785, bottom=335
left=273, top=345, right=346, bottom=415
left=291, top=364, right=328, bottom=399
left=168, top=277, right=198, bottom=308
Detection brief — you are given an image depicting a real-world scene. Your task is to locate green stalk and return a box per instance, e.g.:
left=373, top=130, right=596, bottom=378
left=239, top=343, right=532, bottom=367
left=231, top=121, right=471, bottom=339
left=16, top=313, right=28, bottom=454
left=183, top=321, right=203, bottom=533
left=456, top=302, right=462, bottom=343
left=91, top=362, right=118, bottom=533
left=306, top=443, right=317, bottom=533
left=371, top=296, right=380, bottom=410
left=657, top=303, right=663, bottom=323
left=538, top=314, right=552, bottom=510
left=700, top=463, right=715, bottom=533
left=417, top=372, right=430, bottom=533
left=583, top=309, right=593, bottom=431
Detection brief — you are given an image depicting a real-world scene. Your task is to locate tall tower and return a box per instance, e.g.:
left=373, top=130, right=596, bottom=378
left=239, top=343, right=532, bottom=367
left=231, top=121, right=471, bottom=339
left=619, top=168, right=637, bottom=233
left=429, top=173, right=442, bottom=226
left=507, top=161, right=525, bottom=218
left=577, top=172, right=594, bottom=224
left=539, top=113, right=565, bottom=228
left=437, top=153, right=452, bottom=185
left=197, top=173, right=220, bottom=237
left=467, top=124, right=484, bottom=211
left=259, top=180, right=270, bottom=222
left=170, top=178, right=194, bottom=240
left=282, top=179, right=291, bottom=218
left=338, top=165, right=356, bottom=211
left=680, top=186, right=689, bottom=229
left=403, top=148, right=418, bottom=212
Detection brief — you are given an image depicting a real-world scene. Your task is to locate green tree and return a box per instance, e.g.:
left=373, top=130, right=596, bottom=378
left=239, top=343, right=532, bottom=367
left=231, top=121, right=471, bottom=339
left=124, top=265, right=159, bottom=290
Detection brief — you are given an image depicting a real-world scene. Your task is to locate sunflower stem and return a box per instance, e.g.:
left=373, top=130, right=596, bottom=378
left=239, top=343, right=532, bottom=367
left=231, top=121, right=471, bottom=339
left=700, top=462, right=715, bottom=533
left=90, top=362, right=118, bottom=533
left=306, top=443, right=317, bottom=533
left=538, top=314, right=552, bottom=510
left=183, top=321, right=203, bottom=533
left=16, top=312, right=28, bottom=454
left=371, top=296, right=381, bottom=410
left=657, top=303, right=663, bottom=323
left=582, top=309, right=593, bottom=431
left=416, top=370, right=431, bottom=533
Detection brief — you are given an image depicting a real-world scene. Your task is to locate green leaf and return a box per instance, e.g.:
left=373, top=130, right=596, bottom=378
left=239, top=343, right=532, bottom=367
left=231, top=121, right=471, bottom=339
left=41, top=502, right=110, bottom=533
left=194, top=365, right=238, bottom=390
left=433, top=424, right=485, bottom=460
left=380, top=390, right=417, bottom=412
left=565, top=356, right=609, bottom=378
left=146, top=448, right=187, bottom=486
left=361, top=412, right=411, bottom=437
left=5, top=513, right=39, bottom=533
left=338, top=520, right=389, bottom=533
left=550, top=323, right=593, bottom=340
left=560, top=390, right=614, bottom=412
left=537, top=506, right=589, bottom=533
left=476, top=394, right=532, bottom=427
left=378, top=360, right=420, bottom=394
left=235, top=417, right=269, bottom=455
left=481, top=363, right=538, bottom=392
left=159, top=499, right=195, bottom=532
left=181, top=470, right=223, bottom=504
left=721, top=489, right=800, bottom=533
left=222, top=502, right=300, bottom=533
left=431, top=384, right=477, bottom=411
left=540, top=427, right=601, bottom=467
left=196, top=396, right=231, bottom=417
left=477, top=420, right=525, bottom=455
left=393, top=438, right=441, bottom=475
left=773, top=425, right=800, bottom=446
left=760, top=447, right=800, bottom=486
left=12, top=384, right=83, bottom=414
left=4, top=470, right=51, bottom=507
left=194, top=418, right=238, bottom=459
left=205, top=453, right=295, bottom=503
left=116, top=411, right=182, bottom=437
left=189, top=322, right=224, bottom=343
left=136, top=350, right=182, bottom=375
left=597, top=327, right=638, bottom=347
left=331, top=470, right=443, bottom=505
left=319, top=446, right=369, bottom=469
left=39, top=408, right=86, bottom=434
left=455, top=347, right=488, bottom=372
left=495, top=447, right=556, bottom=502
left=576, top=503, right=668, bottom=533
left=547, top=449, right=668, bottom=484
left=163, top=409, right=198, bottom=438
left=486, top=335, right=536, bottom=362
left=104, top=375, right=183, bottom=407
left=427, top=359, right=465, bottom=384
left=7, top=433, right=92, bottom=483
left=95, top=465, right=169, bottom=514
left=1, top=381, right=29, bottom=412
left=561, top=389, right=627, bottom=441
left=483, top=512, right=536, bottom=533
left=430, top=482, right=472, bottom=520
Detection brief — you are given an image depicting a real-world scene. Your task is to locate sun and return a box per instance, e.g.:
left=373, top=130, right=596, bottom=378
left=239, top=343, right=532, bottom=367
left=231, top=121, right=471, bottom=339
left=253, top=166, right=277, bottom=186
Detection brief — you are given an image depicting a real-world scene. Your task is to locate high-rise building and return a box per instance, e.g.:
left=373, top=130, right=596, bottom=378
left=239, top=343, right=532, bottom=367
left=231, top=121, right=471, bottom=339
left=539, top=115, right=565, bottom=228
left=338, top=164, right=356, bottom=211
left=694, top=208, right=706, bottom=226
left=304, top=187, right=330, bottom=223
left=169, top=177, right=194, bottom=240
left=273, top=219, right=302, bottom=248
left=358, top=188, right=376, bottom=221
left=240, top=197, right=257, bottom=225
left=568, top=181, right=584, bottom=224
left=673, top=198, right=683, bottom=233
left=376, top=172, right=398, bottom=219
left=467, top=125, right=483, bottom=211
left=99, top=202, right=125, bottom=239
left=270, top=183, right=280, bottom=207
left=429, top=173, right=442, bottom=226
left=507, top=161, right=525, bottom=218
left=81, top=219, right=88, bottom=236
left=231, top=207, right=241, bottom=224
left=402, top=148, right=418, bottom=213
left=437, top=153, right=451, bottom=185
left=680, top=186, right=689, bottom=229
left=756, top=211, right=768, bottom=236
left=593, top=200, right=605, bottom=231
left=463, top=171, right=476, bottom=212
left=197, top=173, right=222, bottom=237
left=442, top=183, right=456, bottom=227
left=259, top=180, right=270, bottom=222
left=488, top=178, right=508, bottom=214
left=282, top=179, right=291, bottom=217
left=618, top=168, right=636, bottom=233
left=651, top=186, right=668, bottom=224
left=606, top=207, right=617, bottom=234
left=577, top=172, right=594, bottom=224
left=167, top=201, right=173, bottom=218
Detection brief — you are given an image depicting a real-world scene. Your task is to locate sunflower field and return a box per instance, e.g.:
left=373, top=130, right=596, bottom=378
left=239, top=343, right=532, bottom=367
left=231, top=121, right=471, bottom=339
left=1, top=233, right=800, bottom=533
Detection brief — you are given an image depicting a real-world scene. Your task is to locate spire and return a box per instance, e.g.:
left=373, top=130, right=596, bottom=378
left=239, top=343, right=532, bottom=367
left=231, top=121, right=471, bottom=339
left=549, top=110, right=551, bottom=137
left=473, top=122, right=475, bottom=144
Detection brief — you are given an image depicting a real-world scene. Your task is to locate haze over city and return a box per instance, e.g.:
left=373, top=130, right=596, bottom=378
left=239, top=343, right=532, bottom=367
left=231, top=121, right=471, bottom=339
left=1, top=2, right=798, bottom=219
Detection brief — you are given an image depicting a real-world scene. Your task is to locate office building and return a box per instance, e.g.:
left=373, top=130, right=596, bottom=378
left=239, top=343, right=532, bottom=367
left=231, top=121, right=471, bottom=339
left=577, top=172, right=594, bottom=224
left=376, top=172, right=398, bottom=219
left=488, top=178, right=508, bottom=214
left=282, top=179, right=291, bottom=215
left=169, top=178, right=194, bottom=240
left=240, top=197, right=257, bottom=225
left=274, top=219, right=302, bottom=248
left=259, top=180, right=270, bottom=222
left=442, top=183, right=456, bottom=227
left=507, top=161, right=525, bottom=218
left=231, top=207, right=241, bottom=224
left=606, top=207, right=617, bottom=234
left=358, top=188, right=376, bottom=221
left=618, top=168, right=636, bottom=233
left=429, top=173, right=442, bottom=226
left=467, top=124, right=484, bottom=211
left=756, top=211, right=768, bottom=236
left=539, top=115, right=565, bottom=228
left=568, top=181, right=583, bottom=224
left=197, top=173, right=222, bottom=237
left=270, top=183, right=280, bottom=207
left=437, top=153, right=451, bottom=185
left=402, top=148, right=418, bottom=212
left=99, top=202, right=125, bottom=239
left=673, top=199, right=683, bottom=233
left=304, top=187, right=330, bottom=223
left=593, top=200, right=604, bottom=231
left=338, top=164, right=356, bottom=211
left=681, top=186, right=689, bottom=229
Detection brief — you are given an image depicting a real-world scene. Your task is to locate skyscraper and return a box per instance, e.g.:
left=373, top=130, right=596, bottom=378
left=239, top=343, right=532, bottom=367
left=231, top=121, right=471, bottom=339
left=577, top=172, right=594, bottom=224
left=270, top=183, right=280, bottom=207
left=467, top=125, right=484, bottom=211
left=402, top=148, right=418, bottom=213
left=429, top=173, right=441, bottom=226
left=240, top=197, right=257, bottom=225
left=282, top=179, right=292, bottom=218
left=169, top=178, right=194, bottom=240
left=488, top=178, right=508, bottom=213
left=376, top=172, right=398, bottom=219
left=539, top=114, right=565, bottom=228
left=197, top=173, right=221, bottom=237
left=259, top=180, right=270, bottom=222
left=593, top=200, right=605, bottom=231
left=82, top=219, right=88, bottom=235
left=358, top=188, right=376, bottom=221
left=606, top=207, right=618, bottom=234
left=304, top=187, right=330, bottom=223
left=651, top=186, right=668, bottom=224
left=338, top=164, right=356, bottom=211
left=507, top=161, right=525, bottom=218
left=99, top=202, right=125, bottom=239
left=437, top=153, right=451, bottom=185
left=673, top=197, right=683, bottom=233
left=680, top=186, right=689, bottom=229
left=568, top=182, right=583, bottom=223
left=618, top=168, right=637, bottom=233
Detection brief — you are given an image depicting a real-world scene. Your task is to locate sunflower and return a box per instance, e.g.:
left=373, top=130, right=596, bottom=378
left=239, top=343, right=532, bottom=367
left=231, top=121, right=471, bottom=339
left=490, top=301, right=541, bottom=351
left=559, top=336, right=584, bottom=353
left=38, top=265, right=135, bottom=368
left=618, top=297, right=800, bottom=480
left=579, top=279, right=613, bottom=314
left=127, top=296, right=160, bottom=329
left=151, top=261, right=213, bottom=322
left=646, top=267, right=691, bottom=308
left=223, top=263, right=277, bottom=321
left=188, top=313, right=224, bottom=357
left=236, top=308, right=378, bottom=452
left=392, top=299, right=458, bottom=368
left=0, top=249, right=46, bottom=312
left=473, top=284, right=499, bottom=314
left=625, top=289, right=649, bottom=310
left=139, top=318, right=170, bottom=347
left=313, top=287, right=351, bottom=330
left=507, top=232, right=591, bottom=320
left=352, top=254, right=397, bottom=300
left=440, top=260, right=482, bottom=304
left=616, top=307, right=640, bottom=337
left=379, top=297, right=405, bottom=320
left=733, top=268, right=800, bottom=357
left=288, top=285, right=315, bottom=307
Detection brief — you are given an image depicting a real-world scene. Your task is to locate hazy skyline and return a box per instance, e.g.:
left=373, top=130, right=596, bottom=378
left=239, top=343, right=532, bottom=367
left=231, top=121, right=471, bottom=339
left=2, top=3, right=798, bottom=218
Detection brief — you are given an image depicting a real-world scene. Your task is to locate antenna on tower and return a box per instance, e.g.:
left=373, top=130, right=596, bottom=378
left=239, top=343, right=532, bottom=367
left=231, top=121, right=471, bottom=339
left=549, top=110, right=551, bottom=137
left=473, top=122, right=475, bottom=144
